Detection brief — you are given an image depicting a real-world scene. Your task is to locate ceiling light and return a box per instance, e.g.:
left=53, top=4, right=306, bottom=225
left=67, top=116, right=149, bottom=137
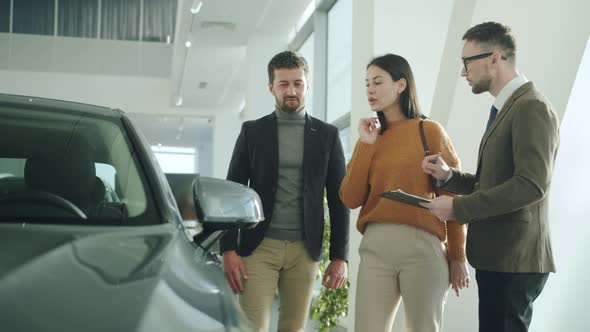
left=175, top=96, right=183, bottom=106
left=185, top=41, right=192, bottom=48
left=201, top=21, right=236, bottom=31
left=190, top=0, right=203, bottom=14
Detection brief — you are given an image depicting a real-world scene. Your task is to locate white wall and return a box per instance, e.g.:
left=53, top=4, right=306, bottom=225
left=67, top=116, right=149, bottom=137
left=0, top=69, right=174, bottom=113
left=374, top=0, right=455, bottom=117
left=530, top=36, right=590, bottom=332
left=0, top=33, right=172, bottom=78
left=445, top=0, right=590, bottom=172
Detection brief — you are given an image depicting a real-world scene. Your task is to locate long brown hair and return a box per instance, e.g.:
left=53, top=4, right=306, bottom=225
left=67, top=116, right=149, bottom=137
left=367, top=54, right=422, bottom=134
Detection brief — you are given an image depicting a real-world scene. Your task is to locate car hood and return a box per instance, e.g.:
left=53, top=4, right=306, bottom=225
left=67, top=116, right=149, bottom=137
left=0, top=223, right=240, bottom=332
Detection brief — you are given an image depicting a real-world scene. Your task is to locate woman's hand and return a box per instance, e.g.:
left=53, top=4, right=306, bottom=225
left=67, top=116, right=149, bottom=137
left=358, top=117, right=379, bottom=144
left=449, top=260, right=470, bottom=297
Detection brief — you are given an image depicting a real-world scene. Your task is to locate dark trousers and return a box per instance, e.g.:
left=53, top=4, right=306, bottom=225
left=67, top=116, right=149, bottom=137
left=476, top=270, right=549, bottom=332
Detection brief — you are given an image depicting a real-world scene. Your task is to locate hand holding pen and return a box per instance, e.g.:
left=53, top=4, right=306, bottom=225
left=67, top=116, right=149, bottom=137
left=420, top=153, right=457, bottom=221
left=421, top=153, right=451, bottom=181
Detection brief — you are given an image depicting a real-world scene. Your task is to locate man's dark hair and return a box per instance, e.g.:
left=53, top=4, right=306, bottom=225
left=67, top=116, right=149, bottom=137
left=463, top=22, right=516, bottom=60
left=267, top=51, right=309, bottom=84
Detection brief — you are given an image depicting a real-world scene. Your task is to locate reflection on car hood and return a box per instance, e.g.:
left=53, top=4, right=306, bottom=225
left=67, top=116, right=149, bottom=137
left=0, top=223, right=236, bottom=332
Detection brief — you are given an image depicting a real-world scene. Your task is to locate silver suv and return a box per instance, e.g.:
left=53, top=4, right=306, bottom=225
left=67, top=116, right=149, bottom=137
left=0, top=94, right=261, bottom=332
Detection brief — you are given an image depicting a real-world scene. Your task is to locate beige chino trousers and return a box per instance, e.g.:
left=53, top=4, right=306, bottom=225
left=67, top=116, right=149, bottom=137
left=355, top=222, right=450, bottom=332
left=239, top=238, right=319, bottom=332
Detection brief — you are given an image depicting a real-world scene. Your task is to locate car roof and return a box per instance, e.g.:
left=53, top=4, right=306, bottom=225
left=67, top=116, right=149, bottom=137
left=0, top=93, right=124, bottom=118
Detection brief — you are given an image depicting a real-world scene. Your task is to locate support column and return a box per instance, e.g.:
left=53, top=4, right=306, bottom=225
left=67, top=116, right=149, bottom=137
left=344, top=0, right=374, bottom=330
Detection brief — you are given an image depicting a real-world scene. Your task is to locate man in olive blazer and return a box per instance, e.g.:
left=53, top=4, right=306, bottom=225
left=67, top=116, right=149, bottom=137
left=422, top=22, right=559, bottom=332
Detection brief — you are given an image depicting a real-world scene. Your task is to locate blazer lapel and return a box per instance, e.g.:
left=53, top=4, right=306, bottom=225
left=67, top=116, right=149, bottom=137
left=477, top=82, right=534, bottom=160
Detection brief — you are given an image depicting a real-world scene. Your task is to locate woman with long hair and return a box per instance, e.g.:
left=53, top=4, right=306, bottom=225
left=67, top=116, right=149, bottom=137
left=340, top=54, right=469, bottom=332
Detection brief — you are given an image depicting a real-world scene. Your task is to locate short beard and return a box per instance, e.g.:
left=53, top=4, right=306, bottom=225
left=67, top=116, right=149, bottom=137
left=280, top=104, right=300, bottom=112
left=278, top=98, right=301, bottom=112
left=471, top=77, right=492, bottom=94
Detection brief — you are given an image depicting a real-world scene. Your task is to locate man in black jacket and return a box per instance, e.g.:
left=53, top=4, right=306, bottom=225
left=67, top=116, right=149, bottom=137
left=220, top=50, right=349, bottom=331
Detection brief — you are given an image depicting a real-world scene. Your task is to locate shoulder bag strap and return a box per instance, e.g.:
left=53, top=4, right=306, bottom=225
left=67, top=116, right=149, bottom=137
left=419, top=120, right=440, bottom=197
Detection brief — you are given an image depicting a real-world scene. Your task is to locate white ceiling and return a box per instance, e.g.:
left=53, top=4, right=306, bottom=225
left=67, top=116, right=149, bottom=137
left=0, top=0, right=314, bottom=115
left=171, top=0, right=314, bottom=111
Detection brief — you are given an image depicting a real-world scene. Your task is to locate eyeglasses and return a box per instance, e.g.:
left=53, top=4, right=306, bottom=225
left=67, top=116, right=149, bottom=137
left=462, top=52, right=494, bottom=71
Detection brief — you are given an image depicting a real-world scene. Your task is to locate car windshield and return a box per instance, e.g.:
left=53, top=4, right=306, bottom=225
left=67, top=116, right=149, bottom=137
left=0, top=102, right=158, bottom=225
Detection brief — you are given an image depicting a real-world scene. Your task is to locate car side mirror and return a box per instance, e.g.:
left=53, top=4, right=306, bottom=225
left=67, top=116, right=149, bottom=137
left=194, top=176, right=263, bottom=230
left=166, top=174, right=263, bottom=249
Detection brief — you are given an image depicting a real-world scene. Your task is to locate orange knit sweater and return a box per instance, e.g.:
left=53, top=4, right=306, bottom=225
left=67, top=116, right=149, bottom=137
left=340, top=118, right=466, bottom=262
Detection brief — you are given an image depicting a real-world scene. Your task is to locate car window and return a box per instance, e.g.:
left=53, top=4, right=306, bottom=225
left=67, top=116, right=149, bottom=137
left=0, top=105, right=158, bottom=225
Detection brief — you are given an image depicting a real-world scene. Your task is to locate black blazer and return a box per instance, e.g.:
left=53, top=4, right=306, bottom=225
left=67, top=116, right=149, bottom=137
left=219, top=112, right=349, bottom=262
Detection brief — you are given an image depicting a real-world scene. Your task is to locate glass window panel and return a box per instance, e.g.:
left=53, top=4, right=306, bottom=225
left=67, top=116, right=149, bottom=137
left=151, top=146, right=197, bottom=174
left=127, top=114, right=211, bottom=176
left=326, top=0, right=352, bottom=123
left=100, top=0, right=140, bottom=41
left=0, top=0, right=9, bottom=33
left=13, top=0, right=55, bottom=35
left=338, top=126, right=351, bottom=162
left=298, top=32, right=315, bottom=116
left=58, top=0, right=98, bottom=38
left=143, top=0, right=177, bottom=43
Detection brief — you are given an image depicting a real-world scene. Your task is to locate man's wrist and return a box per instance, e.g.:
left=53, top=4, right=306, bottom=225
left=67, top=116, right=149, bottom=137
left=445, top=169, right=453, bottom=182
left=436, top=169, right=453, bottom=188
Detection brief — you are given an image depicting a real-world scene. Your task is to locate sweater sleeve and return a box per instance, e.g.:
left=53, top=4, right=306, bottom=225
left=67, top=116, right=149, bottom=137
left=426, top=121, right=466, bottom=261
left=339, top=139, right=376, bottom=209
left=446, top=221, right=467, bottom=262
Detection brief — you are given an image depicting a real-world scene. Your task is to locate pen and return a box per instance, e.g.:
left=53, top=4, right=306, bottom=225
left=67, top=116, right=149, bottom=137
left=425, top=151, right=441, bottom=163
left=433, top=153, right=441, bottom=164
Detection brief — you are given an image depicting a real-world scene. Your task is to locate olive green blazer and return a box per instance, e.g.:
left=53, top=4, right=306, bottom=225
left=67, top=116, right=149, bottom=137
left=443, top=82, right=559, bottom=273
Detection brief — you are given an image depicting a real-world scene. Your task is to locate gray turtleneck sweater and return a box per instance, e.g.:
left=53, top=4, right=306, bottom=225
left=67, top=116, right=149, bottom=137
left=266, top=108, right=306, bottom=241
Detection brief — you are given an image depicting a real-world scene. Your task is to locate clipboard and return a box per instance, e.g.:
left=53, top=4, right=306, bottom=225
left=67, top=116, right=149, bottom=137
left=379, top=189, right=431, bottom=209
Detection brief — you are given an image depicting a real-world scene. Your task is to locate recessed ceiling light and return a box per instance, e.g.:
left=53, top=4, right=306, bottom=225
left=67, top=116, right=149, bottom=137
left=201, top=21, right=236, bottom=31
left=185, top=41, right=192, bottom=48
